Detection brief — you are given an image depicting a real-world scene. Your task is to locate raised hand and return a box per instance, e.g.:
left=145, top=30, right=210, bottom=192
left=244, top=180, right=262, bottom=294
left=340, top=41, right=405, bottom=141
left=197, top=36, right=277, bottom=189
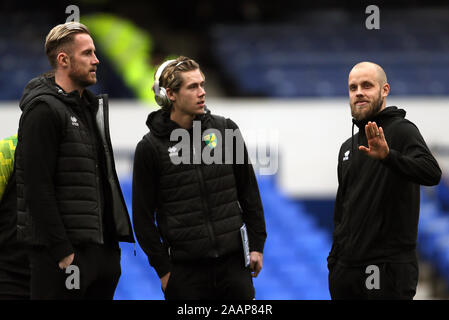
left=358, top=121, right=389, bottom=160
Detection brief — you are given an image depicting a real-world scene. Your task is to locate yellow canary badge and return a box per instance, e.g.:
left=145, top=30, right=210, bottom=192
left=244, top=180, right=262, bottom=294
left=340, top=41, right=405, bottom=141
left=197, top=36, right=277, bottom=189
left=203, top=133, right=217, bottom=149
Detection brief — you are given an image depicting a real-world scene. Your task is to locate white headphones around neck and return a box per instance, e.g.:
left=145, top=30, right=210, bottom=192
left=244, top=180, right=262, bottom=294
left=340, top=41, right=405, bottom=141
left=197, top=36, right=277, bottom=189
left=153, top=59, right=184, bottom=107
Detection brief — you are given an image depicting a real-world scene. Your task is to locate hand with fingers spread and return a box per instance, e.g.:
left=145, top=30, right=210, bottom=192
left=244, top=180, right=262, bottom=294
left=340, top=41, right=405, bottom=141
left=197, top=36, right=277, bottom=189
left=359, top=121, right=389, bottom=160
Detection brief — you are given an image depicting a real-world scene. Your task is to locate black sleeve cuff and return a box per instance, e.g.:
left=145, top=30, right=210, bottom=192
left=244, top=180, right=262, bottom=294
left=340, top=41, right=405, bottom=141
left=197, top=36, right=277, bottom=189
left=151, top=255, right=172, bottom=278
left=381, top=149, right=398, bottom=165
left=248, top=234, right=266, bottom=254
left=48, top=240, right=74, bottom=263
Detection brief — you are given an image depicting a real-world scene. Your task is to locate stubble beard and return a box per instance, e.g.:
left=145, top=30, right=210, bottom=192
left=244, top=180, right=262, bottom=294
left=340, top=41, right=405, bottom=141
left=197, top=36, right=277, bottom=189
left=69, top=59, right=97, bottom=89
left=351, top=92, right=384, bottom=122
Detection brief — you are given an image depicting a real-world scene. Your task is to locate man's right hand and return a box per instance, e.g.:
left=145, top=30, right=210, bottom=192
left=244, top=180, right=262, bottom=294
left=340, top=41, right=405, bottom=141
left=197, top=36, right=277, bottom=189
left=161, top=272, right=171, bottom=292
left=58, top=253, right=74, bottom=269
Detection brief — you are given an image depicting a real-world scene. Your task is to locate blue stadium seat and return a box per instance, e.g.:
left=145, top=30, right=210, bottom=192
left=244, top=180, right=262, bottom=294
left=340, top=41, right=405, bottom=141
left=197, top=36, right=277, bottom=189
left=417, top=182, right=449, bottom=286
left=114, top=174, right=334, bottom=299
left=211, top=11, right=449, bottom=97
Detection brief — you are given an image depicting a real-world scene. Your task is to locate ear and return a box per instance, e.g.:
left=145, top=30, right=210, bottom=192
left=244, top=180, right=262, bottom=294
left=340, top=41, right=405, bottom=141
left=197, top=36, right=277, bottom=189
left=382, top=83, right=390, bottom=98
left=56, top=52, right=70, bottom=69
left=166, top=88, right=176, bottom=103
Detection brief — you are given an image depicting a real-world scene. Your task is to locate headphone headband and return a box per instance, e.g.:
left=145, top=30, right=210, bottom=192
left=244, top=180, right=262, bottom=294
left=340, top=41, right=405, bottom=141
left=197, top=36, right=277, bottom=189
left=153, top=59, right=188, bottom=107
left=154, top=59, right=176, bottom=84
left=153, top=59, right=176, bottom=107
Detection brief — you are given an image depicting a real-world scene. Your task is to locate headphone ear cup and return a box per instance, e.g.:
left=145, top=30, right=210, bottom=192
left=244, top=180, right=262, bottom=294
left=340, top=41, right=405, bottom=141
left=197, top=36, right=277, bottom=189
left=153, top=59, right=177, bottom=107
left=155, top=87, right=170, bottom=106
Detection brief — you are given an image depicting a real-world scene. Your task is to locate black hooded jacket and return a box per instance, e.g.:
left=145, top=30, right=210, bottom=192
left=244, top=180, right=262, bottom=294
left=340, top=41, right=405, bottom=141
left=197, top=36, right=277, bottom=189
left=328, top=106, right=441, bottom=267
left=132, top=108, right=267, bottom=278
left=15, top=75, right=134, bottom=262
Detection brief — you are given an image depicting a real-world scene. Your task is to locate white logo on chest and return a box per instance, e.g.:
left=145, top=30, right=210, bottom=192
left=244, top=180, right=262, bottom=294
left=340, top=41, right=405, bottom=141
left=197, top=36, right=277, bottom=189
left=71, top=116, right=79, bottom=127
left=168, top=146, right=178, bottom=157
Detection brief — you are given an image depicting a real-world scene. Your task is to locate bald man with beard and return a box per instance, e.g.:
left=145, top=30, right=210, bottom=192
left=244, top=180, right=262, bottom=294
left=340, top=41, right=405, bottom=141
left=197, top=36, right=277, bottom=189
left=327, top=62, right=442, bottom=300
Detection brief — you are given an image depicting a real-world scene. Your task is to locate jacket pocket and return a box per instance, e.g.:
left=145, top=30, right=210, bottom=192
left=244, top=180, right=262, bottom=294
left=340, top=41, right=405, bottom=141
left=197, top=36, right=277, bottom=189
left=382, top=262, right=419, bottom=299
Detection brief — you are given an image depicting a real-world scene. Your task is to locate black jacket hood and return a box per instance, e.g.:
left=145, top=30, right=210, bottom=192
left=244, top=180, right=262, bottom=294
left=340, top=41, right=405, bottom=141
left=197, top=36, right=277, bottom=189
left=19, top=75, right=97, bottom=112
left=146, top=106, right=213, bottom=137
left=350, top=106, right=406, bottom=152
left=352, top=106, right=406, bottom=130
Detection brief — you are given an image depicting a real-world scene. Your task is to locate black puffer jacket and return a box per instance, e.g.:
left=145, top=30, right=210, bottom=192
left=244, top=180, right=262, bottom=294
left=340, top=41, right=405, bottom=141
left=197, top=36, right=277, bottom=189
left=16, top=75, right=134, bottom=262
left=132, top=108, right=266, bottom=277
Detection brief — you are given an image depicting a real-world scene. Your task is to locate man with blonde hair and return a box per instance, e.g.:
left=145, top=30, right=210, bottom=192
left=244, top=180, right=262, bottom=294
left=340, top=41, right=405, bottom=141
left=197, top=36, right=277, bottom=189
left=132, top=56, right=267, bottom=300
left=15, top=22, right=134, bottom=299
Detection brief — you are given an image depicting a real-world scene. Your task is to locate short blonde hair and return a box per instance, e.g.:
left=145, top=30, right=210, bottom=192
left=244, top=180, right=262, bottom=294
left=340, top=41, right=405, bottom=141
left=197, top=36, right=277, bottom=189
left=45, top=22, right=91, bottom=69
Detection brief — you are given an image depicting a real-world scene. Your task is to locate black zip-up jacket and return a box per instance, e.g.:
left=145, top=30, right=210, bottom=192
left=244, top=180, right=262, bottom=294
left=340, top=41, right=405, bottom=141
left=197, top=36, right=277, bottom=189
left=16, top=75, right=134, bottom=263
left=132, top=108, right=267, bottom=278
left=0, top=173, right=30, bottom=282
left=328, top=106, right=441, bottom=268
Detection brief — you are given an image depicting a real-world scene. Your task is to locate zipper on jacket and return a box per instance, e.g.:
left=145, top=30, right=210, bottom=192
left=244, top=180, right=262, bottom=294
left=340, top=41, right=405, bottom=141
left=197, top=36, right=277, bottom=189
left=79, top=95, right=105, bottom=244
left=79, top=98, right=104, bottom=244
left=195, top=165, right=219, bottom=258
left=90, top=129, right=104, bottom=244
left=193, top=137, right=218, bottom=257
left=237, top=201, right=243, bottom=213
left=94, top=163, right=104, bottom=243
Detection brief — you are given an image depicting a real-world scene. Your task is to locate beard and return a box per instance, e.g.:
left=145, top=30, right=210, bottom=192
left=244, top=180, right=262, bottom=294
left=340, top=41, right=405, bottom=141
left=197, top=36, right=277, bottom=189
left=350, top=91, right=384, bottom=122
left=68, top=59, right=97, bottom=89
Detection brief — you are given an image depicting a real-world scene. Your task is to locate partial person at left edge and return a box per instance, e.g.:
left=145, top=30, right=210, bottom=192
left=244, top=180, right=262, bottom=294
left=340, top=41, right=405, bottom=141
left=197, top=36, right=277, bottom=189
left=15, top=22, right=134, bottom=300
left=0, top=135, right=30, bottom=300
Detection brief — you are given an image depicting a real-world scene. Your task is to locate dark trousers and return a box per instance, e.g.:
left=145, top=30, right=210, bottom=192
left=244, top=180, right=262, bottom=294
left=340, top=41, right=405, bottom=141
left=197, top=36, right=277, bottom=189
left=328, top=261, right=419, bottom=300
left=0, top=269, right=30, bottom=300
left=29, top=244, right=121, bottom=300
left=164, top=252, right=255, bottom=300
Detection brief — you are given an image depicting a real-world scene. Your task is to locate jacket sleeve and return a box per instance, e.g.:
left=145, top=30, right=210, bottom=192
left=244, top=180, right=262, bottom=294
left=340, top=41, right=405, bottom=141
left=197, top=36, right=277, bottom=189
left=381, top=120, right=441, bottom=186
left=226, top=119, right=267, bottom=254
left=21, top=102, right=74, bottom=262
left=327, top=145, right=344, bottom=269
left=132, top=137, right=171, bottom=278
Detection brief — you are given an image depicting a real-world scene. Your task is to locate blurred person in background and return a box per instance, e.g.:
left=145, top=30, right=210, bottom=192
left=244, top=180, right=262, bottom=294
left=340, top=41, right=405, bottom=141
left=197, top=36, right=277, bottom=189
left=132, top=56, right=267, bottom=300
left=327, top=61, right=442, bottom=300
left=15, top=22, right=134, bottom=300
left=0, top=135, right=30, bottom=299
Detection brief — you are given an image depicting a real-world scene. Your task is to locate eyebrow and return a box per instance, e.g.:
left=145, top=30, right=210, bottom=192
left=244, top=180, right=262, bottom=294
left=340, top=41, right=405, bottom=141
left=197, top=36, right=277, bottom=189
left=186, top=80, right=205, bottom=87
left=349, top=80, right=374, bottom=86
left=81, top=47, right=95, bottom=54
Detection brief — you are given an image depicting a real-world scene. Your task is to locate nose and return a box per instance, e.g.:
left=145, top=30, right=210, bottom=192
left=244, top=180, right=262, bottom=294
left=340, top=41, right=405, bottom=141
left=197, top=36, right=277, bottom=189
left=92, top=53, right=100, bottom=65
left=355, top=86, right=364, bottom=97
left=199, top=86, right=206, bottom=97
